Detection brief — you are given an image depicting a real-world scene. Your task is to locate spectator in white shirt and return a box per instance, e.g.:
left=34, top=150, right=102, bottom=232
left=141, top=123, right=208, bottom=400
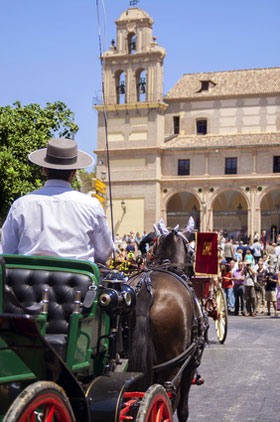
left=1, top=138, right=114, bottom=262
left=251, top=238, right=263, bottom=264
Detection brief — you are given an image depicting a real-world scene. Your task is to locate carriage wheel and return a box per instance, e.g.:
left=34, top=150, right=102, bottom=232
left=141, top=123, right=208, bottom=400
left=4, top=381, right=75, bottom=422
left=136, top=384, right=173, bottom=422
left=215, top=287, right=228, bottom=344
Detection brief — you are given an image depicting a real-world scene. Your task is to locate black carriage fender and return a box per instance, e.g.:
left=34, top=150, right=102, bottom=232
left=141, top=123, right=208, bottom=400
left=85, top=372, right=143, bottom=422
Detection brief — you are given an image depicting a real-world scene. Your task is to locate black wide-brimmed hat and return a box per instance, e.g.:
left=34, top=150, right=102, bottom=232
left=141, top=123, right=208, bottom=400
left=28, top=138, right=94, bottom=170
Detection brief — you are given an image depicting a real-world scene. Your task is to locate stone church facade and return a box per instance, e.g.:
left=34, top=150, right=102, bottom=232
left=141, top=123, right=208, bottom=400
left=95, top=7, right=280, bottom=241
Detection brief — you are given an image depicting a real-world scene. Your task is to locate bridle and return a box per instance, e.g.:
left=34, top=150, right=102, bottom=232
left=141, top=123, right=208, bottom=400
left=153, top=229, right=191, bottom=267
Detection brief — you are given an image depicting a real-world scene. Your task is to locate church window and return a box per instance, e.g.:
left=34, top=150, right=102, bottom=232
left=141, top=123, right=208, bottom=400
left=173, top=116, right=180, bottom=134
left=225, top=157, right=237, bottom=175
left=128, top=33, right=136, bottom=54
left=196, top=119, right=207, bottom=135
left=178, top=159, right=190, bottom=176
left=273, top=156, right=280, bottom=173
left=115, top=70, right=126, bottom=104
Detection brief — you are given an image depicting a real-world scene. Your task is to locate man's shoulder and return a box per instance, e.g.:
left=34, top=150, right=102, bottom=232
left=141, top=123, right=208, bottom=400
left=10, top=189, right=102, bottom=212
left=9, top=193, right=35, bottom=209
left=64, top=191, right=104, bottom=211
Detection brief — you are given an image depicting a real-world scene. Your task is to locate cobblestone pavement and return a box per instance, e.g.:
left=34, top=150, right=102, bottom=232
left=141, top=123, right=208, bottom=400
left=177, top=314, right=280, bottom=422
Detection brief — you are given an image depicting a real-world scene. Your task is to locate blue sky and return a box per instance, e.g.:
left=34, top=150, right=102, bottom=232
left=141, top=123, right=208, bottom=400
left=1, top=0, right=280, bottom=171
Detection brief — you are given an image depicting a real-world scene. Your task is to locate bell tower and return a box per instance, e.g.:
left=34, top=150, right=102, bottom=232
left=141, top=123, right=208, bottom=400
left=95, top=7, right=167, bottom=235
left=102, top=7, right=166, bottom=105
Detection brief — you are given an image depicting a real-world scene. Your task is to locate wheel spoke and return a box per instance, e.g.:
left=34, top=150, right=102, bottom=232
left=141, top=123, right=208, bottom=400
left=156, top=402, right=164, bottom=421
left=45, top=405, right=55, bottom=422
left=135, top=385, right=172, bottom=422
left=215, top=288, right=228, bottom=343
left=152, top=401, right=158, bottom=421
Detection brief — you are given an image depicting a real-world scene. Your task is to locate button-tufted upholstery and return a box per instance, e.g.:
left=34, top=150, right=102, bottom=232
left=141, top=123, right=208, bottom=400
left=4, top=268, right=93, bottom=334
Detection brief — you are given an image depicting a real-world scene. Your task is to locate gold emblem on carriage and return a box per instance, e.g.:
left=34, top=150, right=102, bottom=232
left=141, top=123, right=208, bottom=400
left=202, top=242, right=212, bottom=256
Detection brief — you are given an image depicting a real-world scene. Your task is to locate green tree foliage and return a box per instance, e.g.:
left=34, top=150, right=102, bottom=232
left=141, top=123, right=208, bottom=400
left=77, top=169, right=96, bottom=193
left=0, top=101, right=79, bottom=223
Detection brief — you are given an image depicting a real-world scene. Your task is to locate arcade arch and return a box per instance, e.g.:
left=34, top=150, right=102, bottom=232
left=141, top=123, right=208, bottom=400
left=260, top=189, right=280, bottom=242
left=213, top=190, right=248, bottom=241
left=166, top=192, right=200, bottom=230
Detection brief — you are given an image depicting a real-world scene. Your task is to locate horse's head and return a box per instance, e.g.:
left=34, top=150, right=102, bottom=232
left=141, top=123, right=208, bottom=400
left=152, top=218, right=195, bottom=276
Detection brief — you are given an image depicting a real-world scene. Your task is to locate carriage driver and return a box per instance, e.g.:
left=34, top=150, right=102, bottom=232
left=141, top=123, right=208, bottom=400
left=0, top=138, right=114, bottom=263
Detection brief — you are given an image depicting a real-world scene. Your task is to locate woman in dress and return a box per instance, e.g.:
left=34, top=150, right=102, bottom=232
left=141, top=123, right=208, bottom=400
left=244, top=249, right=254, bottom=265
left=255, top=258, right=267, bottom=314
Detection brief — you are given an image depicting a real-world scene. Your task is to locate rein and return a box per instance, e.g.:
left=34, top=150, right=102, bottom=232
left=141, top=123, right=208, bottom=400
left=134, top=271, right=153, bottom=296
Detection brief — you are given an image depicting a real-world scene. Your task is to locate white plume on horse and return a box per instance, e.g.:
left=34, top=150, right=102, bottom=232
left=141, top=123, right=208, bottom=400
left=156, top=217, right=195, bottom=237
left=185, top=216, right=195, bottom=234
left=157, top=219, right=169, bottom=236
left=153, top=224, right=161, bottom=237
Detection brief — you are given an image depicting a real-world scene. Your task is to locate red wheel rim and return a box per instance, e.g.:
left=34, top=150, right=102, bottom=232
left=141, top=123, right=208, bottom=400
left=146, top=394, right=172, bottom=422
left=18, top=392, right=73, bottom=422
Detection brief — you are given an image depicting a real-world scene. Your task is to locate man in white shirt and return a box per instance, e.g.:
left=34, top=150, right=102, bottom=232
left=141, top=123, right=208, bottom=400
left=1, top=138, right=114, bottom=263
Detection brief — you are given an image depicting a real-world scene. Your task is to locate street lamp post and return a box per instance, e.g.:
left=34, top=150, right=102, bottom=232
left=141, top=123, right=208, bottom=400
left=121, top=200, right=126, bottom=213
left=101, top=170, right=106, bottom=182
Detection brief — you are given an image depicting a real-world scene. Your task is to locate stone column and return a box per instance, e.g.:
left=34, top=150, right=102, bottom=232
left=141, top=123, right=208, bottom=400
left=247, top=188, right=254, bottom=241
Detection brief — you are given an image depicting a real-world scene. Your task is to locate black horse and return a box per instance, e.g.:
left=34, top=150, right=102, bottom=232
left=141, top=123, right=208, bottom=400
left=128, top=219, right=206, bottom=422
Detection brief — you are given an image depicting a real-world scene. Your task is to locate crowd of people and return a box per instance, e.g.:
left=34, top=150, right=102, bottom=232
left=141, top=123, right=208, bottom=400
left=113, top=231, right=152, bottom=261
left=218, top=231, right=280, bottom=317
left=112, top=229, right=280, bottom=318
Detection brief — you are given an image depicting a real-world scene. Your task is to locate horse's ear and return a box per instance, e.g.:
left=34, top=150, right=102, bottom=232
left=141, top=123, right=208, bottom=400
left=153, top=224, right=161, bottom=237
left=158, top=219, right=169, bottom=236
left=184, top=216, right=195, bottom=234
left=173, top=224, right=179, bottom=232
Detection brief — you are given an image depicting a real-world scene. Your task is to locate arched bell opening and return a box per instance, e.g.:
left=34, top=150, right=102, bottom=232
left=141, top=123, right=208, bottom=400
left=136, top=68, right=146, bottom=102
left=127, top=32, right=136, bottom=54
left=115, top=70, right=126, bottom=104
left=166, top=192, right=200, bottom=230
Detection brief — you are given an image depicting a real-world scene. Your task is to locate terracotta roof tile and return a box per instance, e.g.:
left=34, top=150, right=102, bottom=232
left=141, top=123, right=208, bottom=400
left=165, top=68, right=280, bottom=100
left=163, top=132, right=280, bottom=150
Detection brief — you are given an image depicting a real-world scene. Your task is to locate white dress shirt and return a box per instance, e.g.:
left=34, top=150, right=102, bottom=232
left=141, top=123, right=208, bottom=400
left=1, top=180, right=114, bottom=262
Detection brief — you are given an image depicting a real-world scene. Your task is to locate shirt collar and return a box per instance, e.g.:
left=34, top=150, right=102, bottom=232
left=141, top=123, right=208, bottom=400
left=44, top=180, right=72, bottom=188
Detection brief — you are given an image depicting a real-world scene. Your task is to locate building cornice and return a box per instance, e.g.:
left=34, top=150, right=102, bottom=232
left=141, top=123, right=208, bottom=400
left=163, top=143, right=280, bottom=151
left=161, top=174, right=280, bottom=183
left=102, top=50, right=166, bottom=60
left=98, top=173, right=280, bottom=185
left=94, top=146, right=162, bottom=154
left=164, top=92, right=280, bottom=103
left=94, top=102, right=168, bottom=112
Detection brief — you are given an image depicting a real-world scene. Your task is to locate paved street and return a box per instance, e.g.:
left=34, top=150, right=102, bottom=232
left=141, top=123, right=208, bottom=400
left=184, top=314, right=280, bottom=422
